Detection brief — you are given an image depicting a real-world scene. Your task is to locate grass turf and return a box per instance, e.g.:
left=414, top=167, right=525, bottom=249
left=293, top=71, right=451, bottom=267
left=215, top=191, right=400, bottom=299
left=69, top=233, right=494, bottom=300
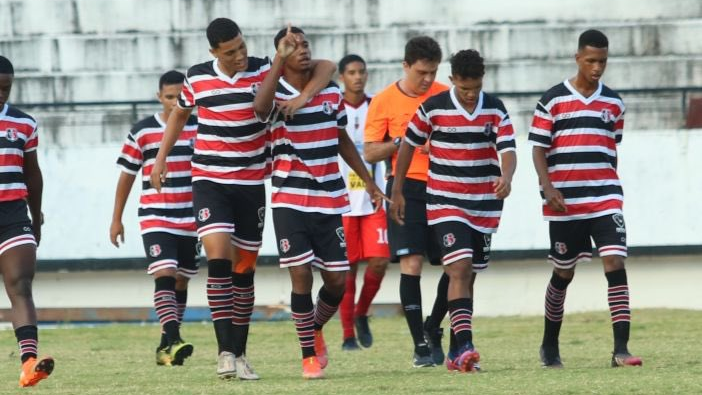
left=0, top=308, right=699, bottom=394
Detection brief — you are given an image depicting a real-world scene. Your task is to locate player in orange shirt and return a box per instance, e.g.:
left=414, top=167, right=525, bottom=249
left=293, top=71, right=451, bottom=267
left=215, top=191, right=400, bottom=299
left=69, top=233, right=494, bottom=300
left=363, top=36, right=451, bottom=367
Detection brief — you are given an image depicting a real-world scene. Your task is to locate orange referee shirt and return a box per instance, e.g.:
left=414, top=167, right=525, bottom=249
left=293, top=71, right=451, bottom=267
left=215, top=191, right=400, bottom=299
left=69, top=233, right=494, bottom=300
left=364, top=80, right=448, bottom=182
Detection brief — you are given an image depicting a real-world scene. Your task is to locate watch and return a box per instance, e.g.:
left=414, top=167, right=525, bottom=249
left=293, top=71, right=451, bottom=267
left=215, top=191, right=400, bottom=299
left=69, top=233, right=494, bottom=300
left=393, top=136, right=402, bottom=147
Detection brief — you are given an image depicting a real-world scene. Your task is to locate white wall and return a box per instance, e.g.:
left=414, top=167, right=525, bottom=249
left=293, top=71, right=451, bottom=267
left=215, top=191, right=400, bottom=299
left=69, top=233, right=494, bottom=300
left=36, top=129, right=702, bottom=260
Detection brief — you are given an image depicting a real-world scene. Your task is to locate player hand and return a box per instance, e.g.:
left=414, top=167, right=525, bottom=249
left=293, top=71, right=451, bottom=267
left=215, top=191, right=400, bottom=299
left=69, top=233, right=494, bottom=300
left=493, top=177, right=512, bottom=199
left=543, top=184, right=567, bottom=212
left=420, top=142, right=430, bottom=155
left=276, top=94, right=307, bottom=120
left=150, top=158, right=168, bottom=192
left=366, top=182, right=392, bottom=212
left=276, top=23, right=299, bottom=59
left=110, top=221, right=125, bottom=248
left=388, top=190, right=405, bottom=226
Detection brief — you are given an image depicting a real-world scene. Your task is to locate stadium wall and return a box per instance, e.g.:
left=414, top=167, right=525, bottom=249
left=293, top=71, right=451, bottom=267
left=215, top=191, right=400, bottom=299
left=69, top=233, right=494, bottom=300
left=35, top=128, right=702, bottom=262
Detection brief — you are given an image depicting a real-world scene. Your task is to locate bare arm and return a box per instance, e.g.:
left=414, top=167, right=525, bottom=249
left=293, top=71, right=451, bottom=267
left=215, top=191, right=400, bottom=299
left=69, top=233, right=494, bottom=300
left=494, top=150, right=517, bottom=199
left=253, top=54, right=286, bottom=121
left=388, top=141, right=416, bottom=225
left=532, top=146, right=566, bottom=212
left=110, top=172, right=137, bottom=247
left=150, top=106, right=192, bottom=192
left=338, top=129, right=388, bottom=208
left=24, top=151, right=43, bottom=244
left=363, top=140, right=398, bottom=164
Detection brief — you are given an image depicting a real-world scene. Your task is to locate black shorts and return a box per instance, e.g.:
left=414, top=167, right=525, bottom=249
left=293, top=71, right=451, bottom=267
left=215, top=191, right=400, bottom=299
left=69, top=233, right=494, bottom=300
left=432, top=221, right=491, bottom=272
left=192, top=181, right=266, bottom=251
left=142, top=232, right=200, bottom=277
left=548, top=213, right=628, bottom=269
left=0, top=200, right=36, bottom=256
left=273, top=208, right=349, bottom=272
left=385, top=177, right=441, bottom=265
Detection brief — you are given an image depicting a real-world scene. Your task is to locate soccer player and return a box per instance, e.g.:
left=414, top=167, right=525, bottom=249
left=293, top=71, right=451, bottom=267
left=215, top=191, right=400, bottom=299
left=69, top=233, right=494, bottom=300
left=253, top=26, right=387, bottom=379
left=529, top=29, right=642, bottom=369
left=0, top=55, right=54, bottom=387
left=150, top=18, right=336, bottom=380
left=390, top=49, right=516, bottom=372
left=110, top=70, right=197, bottom=367
left=335, top=54, right=390, bottom=351
left=363, top=36, right=452, bottom=367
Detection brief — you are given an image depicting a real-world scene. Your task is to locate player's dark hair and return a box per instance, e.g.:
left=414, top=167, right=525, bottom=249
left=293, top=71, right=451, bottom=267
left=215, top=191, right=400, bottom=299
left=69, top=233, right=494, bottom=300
left=0, top=56, right=14, bottom=75
left=338, top=54, right=366, bottom=74
left=206, top=18, right=242, bottom=49
left=404, top=36, right=442, bottom=66
left=450, top=50, right=485, bottom=79
left=273, top=26, right=305, bottom=50
left=159, top=70, right=185, bottom=90
left=578, top=29, right=609, bottom=50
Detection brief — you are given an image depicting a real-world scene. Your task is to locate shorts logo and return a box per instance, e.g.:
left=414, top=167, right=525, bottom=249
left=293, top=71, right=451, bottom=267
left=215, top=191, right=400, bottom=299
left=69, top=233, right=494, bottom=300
left=483, top=122, right=493, bottom=136
left=23, top=226, right=32, bottom=232
left=195, top=241, right=203, bottom=256
left=149, top=244, right=162, bottom=257
left=601, top=109, right=613, bottom=123
left=279, top=238, right=291, bottom=253
left=198, top=208, right=211, bottom=222
left=483, top=234, right=492, bottom=252
left=257, top=207, right=265, bottom=229
left=612, top=214, right=626, bottom=233
left=322, top=101, right=333, bottom=115
left=5, top=128, right=18, bottom=142
left=554, top=241, right=568, bottom=255
left=336, top=227, right=346, bottom=248
left=443, top=233, right=456, bottom=247
left=250, top=82, right=261, bottom=96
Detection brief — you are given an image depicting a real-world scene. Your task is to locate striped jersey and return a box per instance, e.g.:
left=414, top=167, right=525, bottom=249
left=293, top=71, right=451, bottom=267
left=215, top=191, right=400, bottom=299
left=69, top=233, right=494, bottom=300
left=268, top=79, right=350, bottom=214
left=405, top=88, right=516, bottom=234
left=338, top=95, right=386, bottom=216
left=528, top=80, right=625, bottom=221
left=117, top=113, right=198, bottom=236
left=178, top=57, right=271, bottom=185
left=0, top=104, right=38, bottom=202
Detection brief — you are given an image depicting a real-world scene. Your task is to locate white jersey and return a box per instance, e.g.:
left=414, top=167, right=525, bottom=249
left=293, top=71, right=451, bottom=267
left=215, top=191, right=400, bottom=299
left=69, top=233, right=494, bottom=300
left=338, top=95, right=387, bottom=216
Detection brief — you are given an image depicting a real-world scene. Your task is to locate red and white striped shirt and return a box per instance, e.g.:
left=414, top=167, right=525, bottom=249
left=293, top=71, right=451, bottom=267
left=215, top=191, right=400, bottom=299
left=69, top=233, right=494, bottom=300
left=117, top=114, right=198, bottom=236
left=529, top=80, right=625, bottom=221
left=268, top=79, right=350, bottom=214
left=179, top=57, right=270, bottom=185
left=406, top=88, right=516, bottom=233
left=0, top=104, right=38, bottom=202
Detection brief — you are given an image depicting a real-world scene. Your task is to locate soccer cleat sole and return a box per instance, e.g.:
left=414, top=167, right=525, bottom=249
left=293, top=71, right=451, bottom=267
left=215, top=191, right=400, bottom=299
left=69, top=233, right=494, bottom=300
left=171, top=343, right=194, bottom=366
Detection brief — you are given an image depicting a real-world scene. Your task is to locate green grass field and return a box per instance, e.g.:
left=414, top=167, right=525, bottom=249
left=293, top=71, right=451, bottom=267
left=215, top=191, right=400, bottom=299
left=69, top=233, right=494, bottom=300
left=0, top=309, right=700, bottom=394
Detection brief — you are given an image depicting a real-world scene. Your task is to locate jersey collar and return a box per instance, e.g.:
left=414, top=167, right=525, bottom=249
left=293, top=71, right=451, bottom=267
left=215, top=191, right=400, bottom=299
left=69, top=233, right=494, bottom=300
left=564, top=79, right=602, bottom=105
left=450, top=87, right=483, bottom=121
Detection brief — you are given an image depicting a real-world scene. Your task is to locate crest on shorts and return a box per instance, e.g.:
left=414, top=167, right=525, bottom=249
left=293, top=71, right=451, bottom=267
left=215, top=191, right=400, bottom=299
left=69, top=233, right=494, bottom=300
left=322, top=101, right=333, bottom=115
left=5, top=128, right=18, bottom=142
left=483, top=234, right=492, bottom=251
left=250, top=82, right=261, bottom=96
left=279, top=238, right=291, bottom=253
left=554, top=241, right=568, bottom=255
left=483, top=122, right=493, bottom=136
left=336, top=227, right=347, bottom=248
left=612, top=213, right=626, bottom=233
left=195, top=241, right=203, bottom=257
left=149, top=244, right=162, bottom=257
left=443, top=233, right=456, bottom=247
left=257, top=207, right=265, bottom=229
left=601, top=109, right=613, bottom=123
left=198, top=208, right=211, bottom=222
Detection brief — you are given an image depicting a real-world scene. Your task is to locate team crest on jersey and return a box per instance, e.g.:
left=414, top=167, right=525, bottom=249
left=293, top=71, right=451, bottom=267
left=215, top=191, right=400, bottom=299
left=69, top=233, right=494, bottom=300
left=189, top=137, right=196, bottom=148
left=257, top=207, right=265, bottom=229
left=4, top=128, right=18, bottom=142
left=443, top=233, right=456, bottom=247
left=601, top=109, right=613, bottom=123
left=198, top=208, right=211, bottom=222
left=554, top=242, right=568, bottom=255
left=336, top=227, right=346, bottom=248
left=149, top=244, right=162, bottom=257
left=279, top=238, right=291, bottom=253
left=612, top=214, right=626, bottom=233
left=322, top=101, right=333, bottom=115
left=250, top=82, right=261, bottom=96
left=483, top=122, right=493, bottom=136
